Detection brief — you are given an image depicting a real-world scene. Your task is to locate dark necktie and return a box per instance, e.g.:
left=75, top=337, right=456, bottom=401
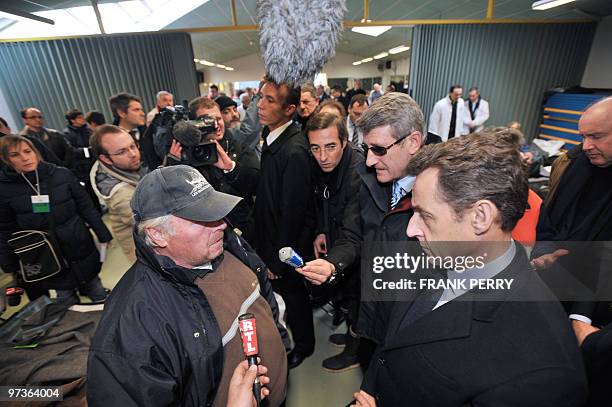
left=448, top=101, right=457, bottom=140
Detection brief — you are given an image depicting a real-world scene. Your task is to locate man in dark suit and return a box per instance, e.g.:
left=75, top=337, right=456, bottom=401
left=533, top=96, right=612, bottom=406
left=252, top=76, right=314, bottom=369
left=109, top=92, right=153, bottom=168
left=353, top=129, right=587, bottom=407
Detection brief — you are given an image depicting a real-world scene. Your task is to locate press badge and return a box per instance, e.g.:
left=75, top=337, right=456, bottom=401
left=31, top=195, right=50, bottom=213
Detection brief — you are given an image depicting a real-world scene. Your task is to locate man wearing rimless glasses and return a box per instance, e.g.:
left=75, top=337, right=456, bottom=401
left=19, top=107, right=74, bottom=168
left=296, top=92, right=425, bottom=370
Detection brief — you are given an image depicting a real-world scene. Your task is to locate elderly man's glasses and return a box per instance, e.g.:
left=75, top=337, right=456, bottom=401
left=362, top=134, right=410, bottom=157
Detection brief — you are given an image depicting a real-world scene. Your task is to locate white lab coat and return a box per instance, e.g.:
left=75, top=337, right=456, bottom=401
left=461, top=98, right=490, bottom=135
left=428, top=97, right=465, bottom=142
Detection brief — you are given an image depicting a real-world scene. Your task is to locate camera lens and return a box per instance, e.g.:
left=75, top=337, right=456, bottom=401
left=193, top=145, right=211, bottom=162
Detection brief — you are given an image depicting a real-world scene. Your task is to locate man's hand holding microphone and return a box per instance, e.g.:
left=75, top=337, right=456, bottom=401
left=279, top=247, right=336, bottom=286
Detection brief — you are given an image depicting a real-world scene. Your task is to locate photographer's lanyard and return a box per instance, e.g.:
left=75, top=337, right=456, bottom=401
left=21, top=169, right=50, bottom=213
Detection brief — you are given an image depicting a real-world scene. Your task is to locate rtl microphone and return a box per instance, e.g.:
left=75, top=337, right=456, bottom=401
left=278, top=247, right=304, bottom=268
left=238, top=313, right=261, bottom=407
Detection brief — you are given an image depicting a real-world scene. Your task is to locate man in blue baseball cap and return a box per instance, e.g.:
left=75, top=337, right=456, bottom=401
left=88, top=165, right=288, bottom=407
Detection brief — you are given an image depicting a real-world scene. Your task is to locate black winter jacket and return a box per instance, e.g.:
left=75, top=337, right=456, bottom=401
left=63, top=124, right=95, bottom=182
left=329, top=165, right=416, bottom=342
left=313, top=145, right=364, bottom=278
left=0, top=162, right=112, bottom=290
left=87, top=229, right=287, bottom=407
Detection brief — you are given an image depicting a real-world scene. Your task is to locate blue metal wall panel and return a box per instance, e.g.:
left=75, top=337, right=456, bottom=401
left=0, top=33, right=198, bottom=130
left=539, top=91, right=611, bottom=147
left=409, top=23, right=597, bottom=141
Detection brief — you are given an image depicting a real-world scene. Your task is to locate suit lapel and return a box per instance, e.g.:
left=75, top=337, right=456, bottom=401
left=384, top=298, right=473, bottom=350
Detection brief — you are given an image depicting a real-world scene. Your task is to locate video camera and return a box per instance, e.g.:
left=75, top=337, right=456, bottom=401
left=154, top=105, right=218, bottom=167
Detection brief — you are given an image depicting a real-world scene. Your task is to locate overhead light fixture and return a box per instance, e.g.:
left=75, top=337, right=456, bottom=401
left=351, top=26, right=392, bottom=37
left=388, top=45, right=410, bottom=54
left=360, top=57, right=373, bottom=63
left=216, top=64, right=226, bottom=68
left=193, top=58, right=200, bottom=63
left=225, top=67, right=234, bottom=71
left=201, top=60, right=215, bottom=66
left=0, top=0, right=210, bottom=39
left=373, top=52, right=389, bottom=59
left=532, top=0, right=576, bottom=10
left=352, top=61, right=362, bottom=66
left=0, top=9, right=54, bottom=25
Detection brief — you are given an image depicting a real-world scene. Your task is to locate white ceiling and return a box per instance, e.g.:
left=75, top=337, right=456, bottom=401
left=2, top=0, right=611, bottom=64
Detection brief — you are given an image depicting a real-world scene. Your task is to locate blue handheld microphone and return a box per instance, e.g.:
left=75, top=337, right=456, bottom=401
left=278, top=247, right=304, bottom=268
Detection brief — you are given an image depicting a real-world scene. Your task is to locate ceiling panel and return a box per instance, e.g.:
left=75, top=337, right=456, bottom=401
left=2, top=0, right=611, bottom=65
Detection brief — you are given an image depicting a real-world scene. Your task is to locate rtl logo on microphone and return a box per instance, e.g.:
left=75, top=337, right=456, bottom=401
left=239, top=317, right=259, bottom=356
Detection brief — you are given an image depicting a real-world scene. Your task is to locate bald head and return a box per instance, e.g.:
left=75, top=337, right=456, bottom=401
left=579, top=97, right=612, bottom=168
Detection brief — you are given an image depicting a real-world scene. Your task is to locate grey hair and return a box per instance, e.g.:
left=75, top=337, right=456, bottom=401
left=156, top=90, right=173, bottom=101
left=357, top=92, right=425, bottom=140
left=137, top=214, right=175, bottom=248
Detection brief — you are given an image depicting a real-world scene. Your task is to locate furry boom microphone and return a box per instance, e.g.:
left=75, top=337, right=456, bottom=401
left=257, top=0, right=346, bottom=87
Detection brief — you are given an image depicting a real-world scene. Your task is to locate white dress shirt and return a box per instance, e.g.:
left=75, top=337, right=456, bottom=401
left=265, top=120, right=293, bottom=146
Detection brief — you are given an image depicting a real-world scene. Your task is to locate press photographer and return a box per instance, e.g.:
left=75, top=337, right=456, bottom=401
left=162, top=98, right=260, bottom=234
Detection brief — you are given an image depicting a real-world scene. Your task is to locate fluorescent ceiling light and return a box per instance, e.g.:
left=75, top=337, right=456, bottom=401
left=360, top=57, right=374, bottom=63
left=216, top=64, right=226, bottom=68
left=351, top=26, right=392, bottom=37
left=532, top=0, right=576, bottom=10
left=373, top=52, right=389, bottom=59
left=201, top=60, right=215, bottom=66
left=193, top=58, right=200, bottom=62
left=388, top=45, right=410, bottom=54
left=352, top=61, right=362, bottom=66
left=225, top=67, right=234, bottom=71
left=0, top=0, right=209, bottom=38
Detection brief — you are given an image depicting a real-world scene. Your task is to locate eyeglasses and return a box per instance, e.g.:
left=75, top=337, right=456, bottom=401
left=107, top=143, right=139, bottom=157
left=310, top=144, right=340, bottom=155
left=26, top=115, right=43, bottom=120
left=362, top=134, right=410, bottom=157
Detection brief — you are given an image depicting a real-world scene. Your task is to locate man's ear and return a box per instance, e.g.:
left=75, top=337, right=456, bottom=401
left=99, top=154, right=113, bottom=166
left=146, top=227, right=168, bottom=248
left=285, top=104, right=297, bottom=117
left=471, top=200, right=498, bottom=235
left=406, top=132, right=423, bottom=155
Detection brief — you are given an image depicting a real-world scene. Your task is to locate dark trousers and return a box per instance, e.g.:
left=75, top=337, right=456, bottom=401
left=272, top=272, right=315, bottom=354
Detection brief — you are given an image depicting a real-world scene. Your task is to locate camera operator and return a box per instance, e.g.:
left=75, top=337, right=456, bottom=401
left=165, top=97, right=260, bottom=235
left=210, top=92, right=262, bottom=156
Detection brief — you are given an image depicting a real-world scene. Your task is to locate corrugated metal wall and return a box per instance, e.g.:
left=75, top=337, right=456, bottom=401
left=409, top=23, right=597, bottom=140
left=0, top=33, right=198, bottom=130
